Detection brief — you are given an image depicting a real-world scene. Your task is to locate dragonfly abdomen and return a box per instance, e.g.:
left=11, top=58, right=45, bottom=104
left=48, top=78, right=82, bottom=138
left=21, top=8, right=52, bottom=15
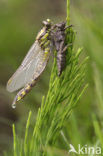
left=12, top=80, right=36, bottom=105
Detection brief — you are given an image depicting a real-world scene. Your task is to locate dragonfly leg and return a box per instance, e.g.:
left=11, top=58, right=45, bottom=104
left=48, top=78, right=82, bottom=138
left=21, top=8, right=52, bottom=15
left=64, top=24, right=73, bottom=30
left=62, top=43, right=73, bottom=52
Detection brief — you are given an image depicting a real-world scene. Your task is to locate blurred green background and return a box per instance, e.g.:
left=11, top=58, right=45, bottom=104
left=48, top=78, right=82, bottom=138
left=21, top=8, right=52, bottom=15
left=0, top=0, right=103, bottom=155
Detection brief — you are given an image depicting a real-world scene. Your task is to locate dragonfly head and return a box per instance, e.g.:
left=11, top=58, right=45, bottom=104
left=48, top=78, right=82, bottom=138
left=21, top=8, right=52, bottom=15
left=42, top=19, right=51, bottom=29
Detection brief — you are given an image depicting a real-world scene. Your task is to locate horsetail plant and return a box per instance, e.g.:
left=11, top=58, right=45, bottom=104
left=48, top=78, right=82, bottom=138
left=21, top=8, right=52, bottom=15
left=9, top=0, right=88, bottom=156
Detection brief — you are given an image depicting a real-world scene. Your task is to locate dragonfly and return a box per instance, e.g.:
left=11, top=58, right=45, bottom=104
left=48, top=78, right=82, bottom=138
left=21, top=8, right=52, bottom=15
left=7, top=19, right=72, bottom=107
left=6, top=19, right=52, bottom=108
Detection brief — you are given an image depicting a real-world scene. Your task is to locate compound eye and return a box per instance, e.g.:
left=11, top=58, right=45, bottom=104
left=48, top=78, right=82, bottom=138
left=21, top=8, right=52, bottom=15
left=42, top=21, right=47, bottom=25
left=42, top=19, right=51, bottom=29
left=47, top=19, right=50, bottom=23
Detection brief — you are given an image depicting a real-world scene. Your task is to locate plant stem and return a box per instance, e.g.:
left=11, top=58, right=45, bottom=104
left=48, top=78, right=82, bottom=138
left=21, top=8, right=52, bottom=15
left=24, top=111, right=32, bottom=156
left=13, top=124, right=17, bottom=156
left=66, top=0, right=70, bottom=25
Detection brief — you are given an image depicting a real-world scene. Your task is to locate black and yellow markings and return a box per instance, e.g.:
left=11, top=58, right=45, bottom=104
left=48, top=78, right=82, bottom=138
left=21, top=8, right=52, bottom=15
left=44, top=48, right=50, bottom=60
left=36, top=27, right=46, bottom=40
left=40, top=33, right=50, bottom=48
left=15, top=83, right=33, bottom=103
left=41, top=33, right=49, bottom=41
left=25, top=84, right=31, bottom=91
left=16, top=89, right=26, bottom=102
left=43, top=40, right=50, bottom=48
left=16, top=95, right=22, bottom=102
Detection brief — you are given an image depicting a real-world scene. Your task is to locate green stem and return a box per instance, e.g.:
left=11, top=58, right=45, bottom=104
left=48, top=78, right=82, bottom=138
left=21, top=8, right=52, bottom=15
left=24, top=111, right=32, bottom=156
left=13, top=124, right=17, bottom=156
left=66, top=0, right=70, bottom=25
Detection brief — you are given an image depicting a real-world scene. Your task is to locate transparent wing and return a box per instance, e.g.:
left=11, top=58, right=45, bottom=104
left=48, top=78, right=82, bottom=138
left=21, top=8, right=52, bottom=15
left=7, top=40, right=50, bottom=92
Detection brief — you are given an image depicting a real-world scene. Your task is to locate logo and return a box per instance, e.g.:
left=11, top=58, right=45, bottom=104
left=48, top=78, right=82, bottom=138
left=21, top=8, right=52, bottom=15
left=68, top=144, right=101, bottom=155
